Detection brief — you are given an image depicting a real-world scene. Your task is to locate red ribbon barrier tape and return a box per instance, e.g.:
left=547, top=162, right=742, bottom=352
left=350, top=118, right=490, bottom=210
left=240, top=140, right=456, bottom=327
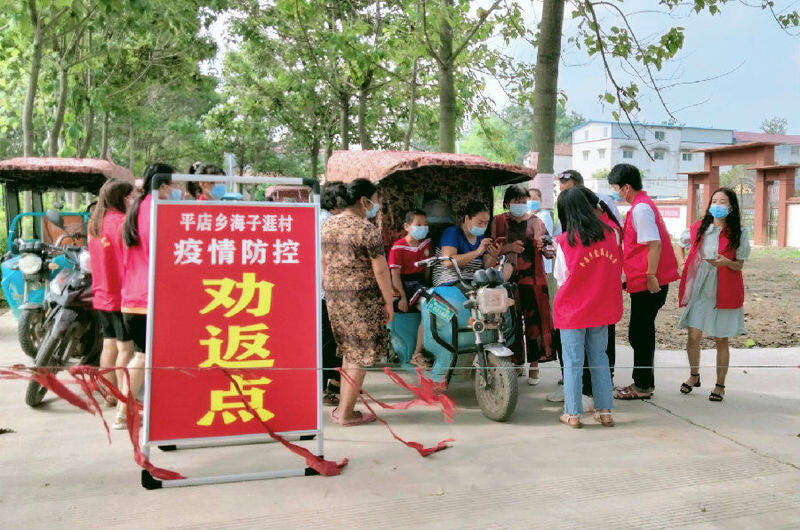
left=336, top=367, right=455, bottom=457
left=0, top=365, right=183, bottom=481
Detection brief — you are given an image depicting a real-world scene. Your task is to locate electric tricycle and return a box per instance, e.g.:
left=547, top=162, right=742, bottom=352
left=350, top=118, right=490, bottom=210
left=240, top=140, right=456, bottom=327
left=325, top=150, right=537, bottom=422
left=0, top=157, right=134, bottom=356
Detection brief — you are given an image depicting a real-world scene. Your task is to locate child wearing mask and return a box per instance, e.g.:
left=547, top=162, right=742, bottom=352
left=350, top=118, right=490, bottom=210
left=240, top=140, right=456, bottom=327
left=389, top=209, right=432, bottom=367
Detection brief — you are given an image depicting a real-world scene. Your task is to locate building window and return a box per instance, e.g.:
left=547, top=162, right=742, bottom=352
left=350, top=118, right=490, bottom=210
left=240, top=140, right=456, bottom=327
left=583, top=150, right=590, bottom=161
left=584, top=130, right=589, bottom=140
left=682, top=151, right=692, bottom=161
left=653, top=150, right=665, bottom=161
left=622, top=149, right=633, bottom=159
left=598, top=149, right=606, bottom=159
left=603, top=127, right=608, bottom=137
left=792, top=145, right=800, bottom=156
left=654, top=131, right=665, bottom=141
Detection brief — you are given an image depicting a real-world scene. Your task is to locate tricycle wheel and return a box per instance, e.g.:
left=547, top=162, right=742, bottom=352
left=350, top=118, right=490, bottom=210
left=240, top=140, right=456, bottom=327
left=474, top=353, right=518, bottom=422
left=25, top=327, right=62, bottom=408
left=18, top=308, right=45, bottom=358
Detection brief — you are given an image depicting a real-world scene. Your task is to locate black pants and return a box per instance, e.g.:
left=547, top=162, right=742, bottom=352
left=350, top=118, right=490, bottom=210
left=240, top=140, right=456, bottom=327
left=628, top=285, right=669, bottom=391
left=556, top=325, right=615, bottom=397
left=321, top=300, right=341, bottom=389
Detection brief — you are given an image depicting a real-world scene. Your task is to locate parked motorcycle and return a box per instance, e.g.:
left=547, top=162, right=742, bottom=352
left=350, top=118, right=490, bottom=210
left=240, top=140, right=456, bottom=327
left=7, top=230, right=81, bottom=358
left=25, top=241, right=101, bottom=408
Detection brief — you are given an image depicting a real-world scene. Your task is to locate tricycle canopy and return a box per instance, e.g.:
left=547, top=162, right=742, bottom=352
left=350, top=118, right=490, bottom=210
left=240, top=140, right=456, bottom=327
left=324, top=150, right=536, bottom=250
left=0, top=157, right=134, bottom=234
left=0, top=157, right=134, bottom=193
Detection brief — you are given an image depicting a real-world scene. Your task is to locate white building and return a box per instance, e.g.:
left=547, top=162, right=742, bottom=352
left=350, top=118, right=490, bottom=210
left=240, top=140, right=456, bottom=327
left=570, top=121, right=734, bottom=198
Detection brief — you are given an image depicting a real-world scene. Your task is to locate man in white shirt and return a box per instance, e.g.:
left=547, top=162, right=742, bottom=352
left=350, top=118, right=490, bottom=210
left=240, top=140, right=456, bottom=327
left=607, top=163, right=679, bottom=400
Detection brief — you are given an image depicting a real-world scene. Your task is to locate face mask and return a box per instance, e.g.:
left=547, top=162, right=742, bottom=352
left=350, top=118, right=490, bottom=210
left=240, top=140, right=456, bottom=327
left=509, top=203, right=528, bottom=217
left=170, top=188, right=182, bottom=201
left=527, top=200, right=540, bottom=212
left=366, top=200, right=380, bottom=219
left=469, top=225, right=486, bottom=237
left=611, top=189, right=622, bottom=202
left=709, top=204, right=730, bottom=219
left=210, top=184, right=226, bottom=199
left=410, top=225, right=429, bottom=240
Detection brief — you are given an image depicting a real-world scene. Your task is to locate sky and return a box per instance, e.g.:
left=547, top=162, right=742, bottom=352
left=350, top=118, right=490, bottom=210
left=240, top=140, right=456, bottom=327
left=207, top=1, right=800, bottom=135
left=501, top=0, right=800, bottom=133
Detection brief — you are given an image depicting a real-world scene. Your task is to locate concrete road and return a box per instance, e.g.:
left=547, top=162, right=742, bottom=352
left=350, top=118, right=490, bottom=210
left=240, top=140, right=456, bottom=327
left=1, top=311, right=798, bottom=529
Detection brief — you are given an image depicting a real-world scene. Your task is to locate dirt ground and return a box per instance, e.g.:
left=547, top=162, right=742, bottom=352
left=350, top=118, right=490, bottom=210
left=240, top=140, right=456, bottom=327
left=616, top=248, right=800, bottom=349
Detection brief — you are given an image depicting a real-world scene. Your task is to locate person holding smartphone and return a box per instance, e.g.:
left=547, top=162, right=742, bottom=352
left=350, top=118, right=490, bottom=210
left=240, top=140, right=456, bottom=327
left=676, top=188, right=749, bottom=402
left=486, top=185, right=554, bottom=382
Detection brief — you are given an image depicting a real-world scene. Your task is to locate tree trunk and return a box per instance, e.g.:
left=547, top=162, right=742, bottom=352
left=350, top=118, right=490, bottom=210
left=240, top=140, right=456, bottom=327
left=78, top=68, right=94, bottom=158
left=438, top=0, right=456, bottom=153
left=530, top=0, right=565, bottom=209
left=324, top=133, right=334, bottom=170
left=404, top=59, right=420, bottom=151
left=48, top=66, right=69, bottom=157
left=101, top=111, right=109, bottom=158
left=128, top=115, right=135, bottom=173
left=339, top=91, right=350, bottom=150
left=310, top=134, right=320, bottom=179
left=357, top=86, right=371, bottom=149
left=23, top=7, right=43, bottom=158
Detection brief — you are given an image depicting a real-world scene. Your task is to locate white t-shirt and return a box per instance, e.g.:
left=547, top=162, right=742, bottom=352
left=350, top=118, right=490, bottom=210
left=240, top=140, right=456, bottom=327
left=597, top=192, right=622, bottom=227
left=631, top=203, right=661, bottom=243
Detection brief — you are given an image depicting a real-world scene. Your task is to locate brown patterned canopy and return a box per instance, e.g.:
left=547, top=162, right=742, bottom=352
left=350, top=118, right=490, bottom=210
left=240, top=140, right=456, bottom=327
left=324, top=150, right=536, bottom=251
left=325, top=150, right=535, bottom=186
left=0, top=157, right=135, bottom=193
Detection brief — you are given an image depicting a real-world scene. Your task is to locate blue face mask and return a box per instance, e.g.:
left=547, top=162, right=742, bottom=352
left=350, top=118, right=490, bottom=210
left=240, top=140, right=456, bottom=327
left=509, top=203, right=528, bottom=217
left=210, top=184, right=226, bottom=199
left=366, top=200, right=380, bottom=219
left=410, top=225, right=429, bottom=240
left=527, top=200, right=540, bottom=212
left=611, top=190, right=622, bottom=202
left=469, top=225, right=486, bottom=237
left=709, top=204, right=730, bottom=219
left=170, top=189, right=182, bottom=201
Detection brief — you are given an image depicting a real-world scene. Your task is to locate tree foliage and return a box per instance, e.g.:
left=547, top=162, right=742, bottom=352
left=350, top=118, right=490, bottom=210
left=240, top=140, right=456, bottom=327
left=760, top=116, right=788, bottom=135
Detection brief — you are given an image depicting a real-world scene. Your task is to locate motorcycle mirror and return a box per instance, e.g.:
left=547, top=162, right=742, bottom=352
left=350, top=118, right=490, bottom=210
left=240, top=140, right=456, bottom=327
left=473, top=269, right=489, bottom=286
left=45, top=209, right=65, bottom=229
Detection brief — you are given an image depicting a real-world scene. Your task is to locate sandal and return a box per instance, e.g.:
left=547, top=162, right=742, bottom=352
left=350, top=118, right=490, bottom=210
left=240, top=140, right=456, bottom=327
left=329, top=407, right=376, bottom=426
left=680, top=374, right=701, bottom=394
left=594, top=411, right=615, bottom=427
left=322, top=392, right=339, bottom=406
left=709, top=384, right=725, bottom=402
left=559, top=414, right=582, bottom=429
left=410, top=351, right=432, bottom=369
left=111, top=410, right=127, bottom=431
left=613, top=385, right=653, bottom=400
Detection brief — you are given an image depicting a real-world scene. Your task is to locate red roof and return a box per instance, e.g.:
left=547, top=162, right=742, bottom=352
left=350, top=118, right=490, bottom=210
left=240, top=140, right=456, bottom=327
left=0, top=157, right=134, bottom=192
left=325, top=150, right=535, bottom=185
left=734, top=131, right=800, bottom=144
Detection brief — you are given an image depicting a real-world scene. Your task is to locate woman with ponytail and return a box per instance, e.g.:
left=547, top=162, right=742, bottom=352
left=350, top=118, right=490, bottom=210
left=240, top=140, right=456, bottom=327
left=88, top=179, right=134, bottom=407
left=677, top=187, right=749, bottom=402
left=113, top=163, right=179, bottom=429
left=321, top=178, right=394, bottom=427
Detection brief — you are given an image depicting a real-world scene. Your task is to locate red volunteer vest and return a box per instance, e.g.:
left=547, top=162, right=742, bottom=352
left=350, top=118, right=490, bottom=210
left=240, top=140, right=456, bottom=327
left=88, top=209, right=126, bottom=312
left=553, top=230, right=623, bottom=330
left=622, top=191, right=679, bottom=293
left=678, top=220, right=744, bottom=310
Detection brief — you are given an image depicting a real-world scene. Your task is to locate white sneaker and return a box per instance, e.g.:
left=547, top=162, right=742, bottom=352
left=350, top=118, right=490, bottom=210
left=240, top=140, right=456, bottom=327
left=528, top=377, right=540, bottom=386
left=582, top=395, right=595, bottom=413
left=546, top=387, right=565, bottom=402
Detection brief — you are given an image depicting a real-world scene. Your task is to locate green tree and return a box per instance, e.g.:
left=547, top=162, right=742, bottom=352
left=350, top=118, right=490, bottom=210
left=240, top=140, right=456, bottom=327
left=760, top=116, right=788, bottom=135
